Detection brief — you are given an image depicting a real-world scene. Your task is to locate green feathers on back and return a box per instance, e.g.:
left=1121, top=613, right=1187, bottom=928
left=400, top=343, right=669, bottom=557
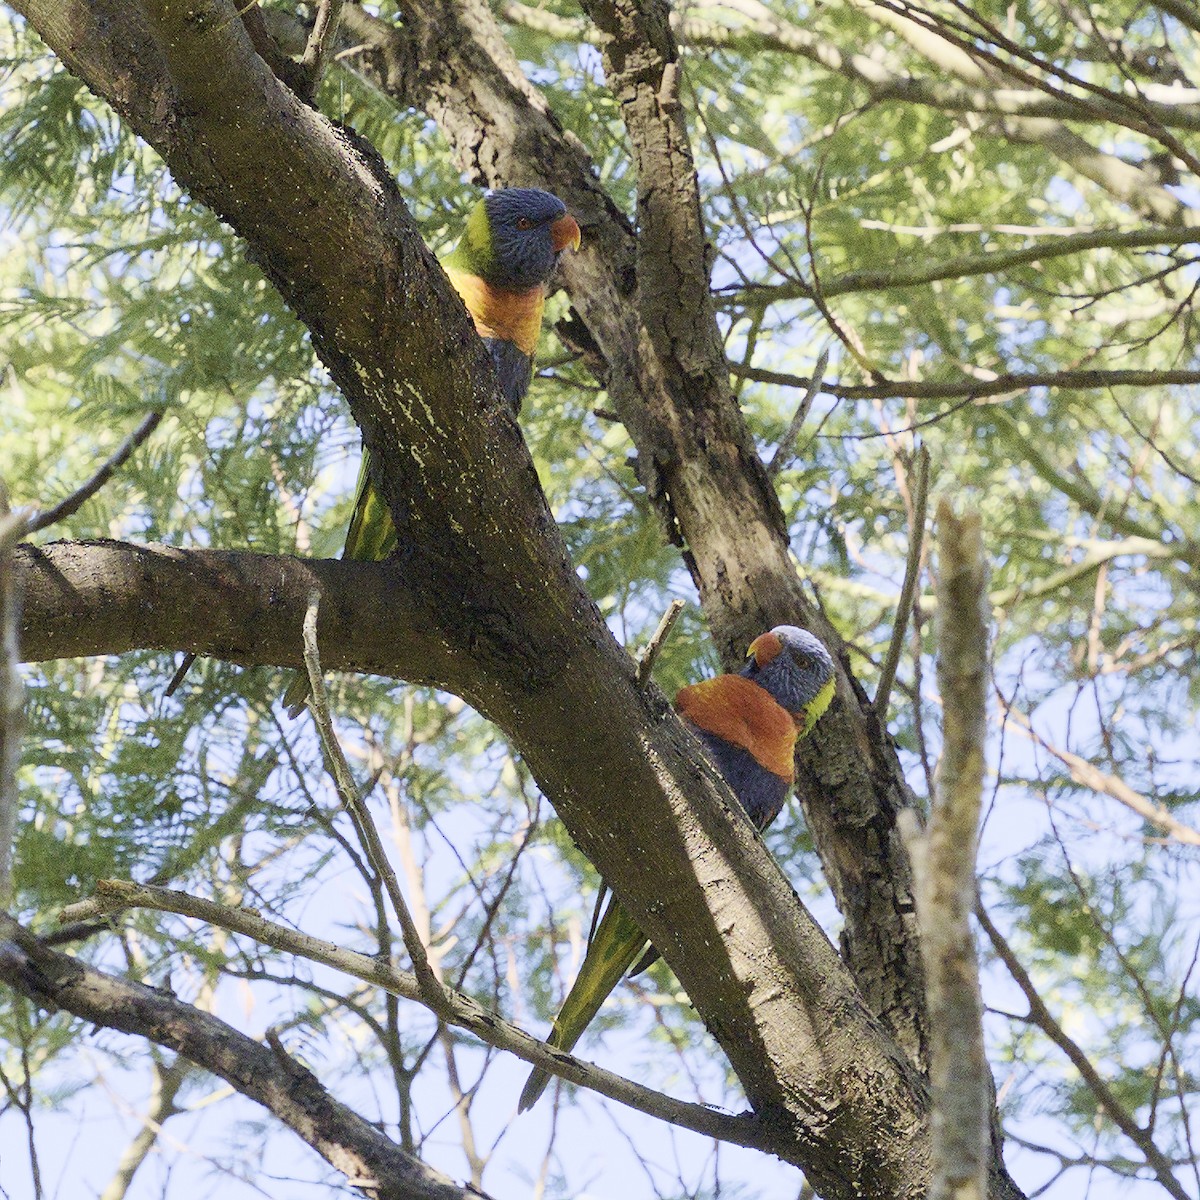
left=441, top=200, right=495, bottom=278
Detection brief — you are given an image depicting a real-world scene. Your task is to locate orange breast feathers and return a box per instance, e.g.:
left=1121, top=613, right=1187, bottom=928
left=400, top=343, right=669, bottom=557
left=675, top=674, right=799, bottom=781
left=443, top=266, right=546, bottom=357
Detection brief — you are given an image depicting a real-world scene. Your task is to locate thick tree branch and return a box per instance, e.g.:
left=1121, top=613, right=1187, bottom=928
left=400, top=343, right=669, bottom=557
left=14, top=541, right=453, bottom=681
left=0, top=912, right=486, bottom=1200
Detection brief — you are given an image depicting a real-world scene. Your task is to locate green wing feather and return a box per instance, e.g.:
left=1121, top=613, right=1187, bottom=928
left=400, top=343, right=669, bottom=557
left=342, top=452, right=399, bottom=563
left=517, top=894, right=649, bottom=1113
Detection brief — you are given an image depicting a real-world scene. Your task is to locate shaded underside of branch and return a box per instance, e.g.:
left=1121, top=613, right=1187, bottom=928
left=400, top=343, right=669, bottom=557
left=14, top=540, right=453, bottom=682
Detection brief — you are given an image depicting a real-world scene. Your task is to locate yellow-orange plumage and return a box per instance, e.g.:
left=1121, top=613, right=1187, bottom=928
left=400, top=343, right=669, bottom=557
left=443, top=266, right=545, bottom=357
left=675, top=674, right=798, bottom=781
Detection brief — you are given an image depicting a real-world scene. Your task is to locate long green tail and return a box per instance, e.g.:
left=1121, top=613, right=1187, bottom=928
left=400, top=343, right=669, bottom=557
left=518, top=893, right=649, bottom=1112
left=281, top=451, right=398, bottom=717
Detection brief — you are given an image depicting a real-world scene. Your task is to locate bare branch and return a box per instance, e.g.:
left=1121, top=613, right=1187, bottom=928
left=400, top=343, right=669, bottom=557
left=300, top=591, right=447, bottom=1007
left=874, top=445, right=930, bottom=717
left=1000, top=704, right=1200, bottom=846
left=299, top=0, right=345, bottom=96
left=23, top=410, right=163, bottom=537
left=55, top=880, right=781, bottom=1151
left=901, top=501, right=990, bottom=1200
left=766, top=344, right=830, bottom=478
left=0, top=912, right=486, bottom=1200
left=99, top=1058, right=189, bottom=1200
left=636, top=598, right=685, bottom=687
left=728, top=363, right=1200, bottom=401
left=14, top=541, right=453, bottom=682
left=977, top=904, right=1191, bottom=1200
left=720, top=227, right=1200, bottom=305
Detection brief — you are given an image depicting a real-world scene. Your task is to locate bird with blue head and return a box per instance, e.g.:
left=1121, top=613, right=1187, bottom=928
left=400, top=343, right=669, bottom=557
left=518, top=625, right=837, bottom=1112
left=279, top=187, right=581, bottom=716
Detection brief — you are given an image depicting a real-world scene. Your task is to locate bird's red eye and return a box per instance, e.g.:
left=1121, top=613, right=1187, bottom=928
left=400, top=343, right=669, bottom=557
left=516, top=216, right=533, bottom=230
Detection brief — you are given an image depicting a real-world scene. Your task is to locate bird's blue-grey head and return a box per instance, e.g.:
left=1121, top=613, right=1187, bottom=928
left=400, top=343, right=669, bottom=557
left=741, top=626, right=836, bottom=719
left=478, top=188, right=581, bottom=290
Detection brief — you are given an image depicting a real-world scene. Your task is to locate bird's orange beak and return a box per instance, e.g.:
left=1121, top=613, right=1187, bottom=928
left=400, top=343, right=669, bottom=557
left=551, top=213, right=582, bottom=254
left=747, top=630, right=783, bottom=667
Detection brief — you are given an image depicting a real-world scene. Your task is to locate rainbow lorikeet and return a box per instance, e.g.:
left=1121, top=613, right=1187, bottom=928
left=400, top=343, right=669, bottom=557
left=517, top=625, right=837, bottom=1113
left=280, top=188, right=581, bottom=715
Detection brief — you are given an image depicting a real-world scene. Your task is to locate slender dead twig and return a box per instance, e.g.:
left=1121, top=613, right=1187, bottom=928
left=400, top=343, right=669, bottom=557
left=636, top=599, right=686, bottom=688
left=98, top=1056, right=189, bottom=1200
left=300, top=591, right=446, bottom=1010
left=766, top=344, right=831, bottom=478
left=875, top=443, right=930, bottom=717
left=300, top=0, right=345, bottom=96
left=24, top=410, right=163, bottom=536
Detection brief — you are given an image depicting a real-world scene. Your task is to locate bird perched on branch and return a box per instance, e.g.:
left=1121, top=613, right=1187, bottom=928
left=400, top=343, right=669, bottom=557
left=279, top=187, right=581, bottom=715
left=518, top=625, right=836, bottom=1112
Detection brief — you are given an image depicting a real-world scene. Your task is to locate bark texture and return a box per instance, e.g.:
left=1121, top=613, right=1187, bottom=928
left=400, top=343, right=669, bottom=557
left=4, top=2, right=1039, bottom=1195
left=15, top=541, right=450, bottom=679
left=908, top=504, right=992, bottom=1200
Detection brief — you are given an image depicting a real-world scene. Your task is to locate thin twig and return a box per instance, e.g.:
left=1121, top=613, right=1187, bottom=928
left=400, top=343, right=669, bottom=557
left=1000, top=703, right=1200, bottom=846
left=635, top=599, right=685, bottom=688
left=25, top=411, right=164, bottom=536
left=766, top=344, right=831, bottom=478
left=53, top=883, right=778, bottom=1148
left=727, top=362, right=1200, bottom=402
left=163, top=653, right=196, bottom=698
left=0, top=974, right=42, bottom=1198
left=874, top=444, right=930, bottom=717
left=976, top=903, right=1190, bottom=1200
left=300, top=591, right=447, bottom=1010
left=300, top=0, right=345, bottom=94
left=98, top=1057, right=188, bottom=1200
